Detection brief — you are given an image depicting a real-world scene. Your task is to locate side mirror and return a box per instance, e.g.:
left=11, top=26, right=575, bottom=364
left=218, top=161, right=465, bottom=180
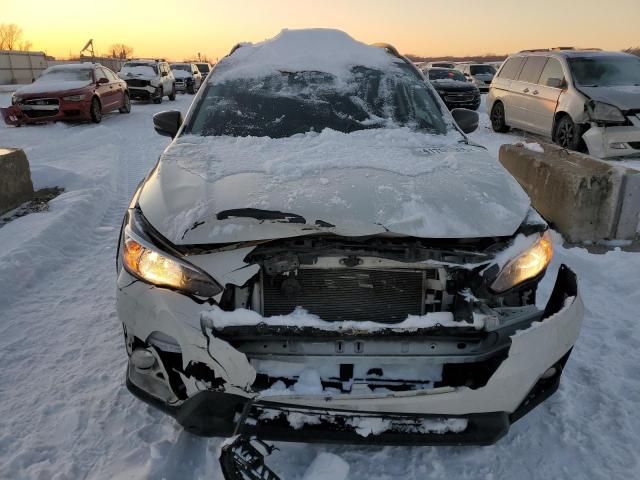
left=161, top=71, right=168, bottom=77
left=98, top=77, right=109, bottom=84
left=546, top=77, right=564, bottom=89
left=153, top=110, right=183, bottom=138
left=451, top=108, right=479, bottom=134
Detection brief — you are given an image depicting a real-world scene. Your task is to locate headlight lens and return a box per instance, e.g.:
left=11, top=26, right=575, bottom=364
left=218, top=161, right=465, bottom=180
left=11, top=95, right=21, bottom=105
left=491, top=231, right=553, bottom=293
left=62, top=94, right=86, bottom=101
left=120, top=210, right=222, bottom=297
left=587, top=101, right=626, bottom=123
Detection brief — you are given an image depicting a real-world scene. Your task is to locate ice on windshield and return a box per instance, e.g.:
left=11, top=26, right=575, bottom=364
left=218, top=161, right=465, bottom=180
left=568, top=55, right=640, bottom=87
left=429, top=69, right=466, bottom=82
left=120, top=63, right=157, bottom=77
left=188, top=64, right=449, bottom=138
left=470, top=65, right=496, bottom=75
left=171, top=64, right=191, bottom=72
left=38, top=68, right=93, bottom=82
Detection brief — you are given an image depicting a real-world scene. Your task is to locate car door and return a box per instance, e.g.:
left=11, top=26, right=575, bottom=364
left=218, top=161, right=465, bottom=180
left=192, top=65, right=201, bottom=89
left=103, top=68, right=124, bottom=109
left=160, top=63, right=173, bottom=93
left=94, top=68, right=115, bottom=110
left=494, top=56, right=526, bottom=128
left=525, top=57, right=565, bottom=136
left=510, top=56, right=547, bottom=131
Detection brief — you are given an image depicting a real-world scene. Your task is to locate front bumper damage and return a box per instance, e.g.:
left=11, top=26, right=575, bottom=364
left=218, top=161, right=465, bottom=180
left=119, top=262, right=582, bottom=446
left=583, top=122, right=640, bottom=159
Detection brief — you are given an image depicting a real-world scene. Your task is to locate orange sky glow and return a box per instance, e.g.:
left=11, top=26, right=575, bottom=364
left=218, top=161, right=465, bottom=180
left=3, top=0, right=639, bottom=61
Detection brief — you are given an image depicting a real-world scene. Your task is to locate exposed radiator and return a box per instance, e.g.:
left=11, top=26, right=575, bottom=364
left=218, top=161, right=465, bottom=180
left=262, top=268, right=433, bottom=323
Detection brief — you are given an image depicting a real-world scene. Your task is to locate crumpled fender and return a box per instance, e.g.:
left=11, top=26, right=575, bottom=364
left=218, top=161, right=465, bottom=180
left=1, top=106, right=26, bottom=126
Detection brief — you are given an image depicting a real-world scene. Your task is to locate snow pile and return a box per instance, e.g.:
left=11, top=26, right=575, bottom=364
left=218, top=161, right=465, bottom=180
left=345, top=416, right=468, bottom=437
left=211, top=28, right=404, bottom=85
left=520, top=142, right=545, bottom=153
left=302, top=452, right=349, bottom=480
left=202, top=305, right=486, bottom=332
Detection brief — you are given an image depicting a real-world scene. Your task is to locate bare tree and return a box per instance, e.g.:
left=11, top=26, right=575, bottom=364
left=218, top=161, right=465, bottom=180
left=108, top=43, right=134, bottom=59
left=624, top=46, right=640, bottom=56
left=0, top=23, right=31, bottom=51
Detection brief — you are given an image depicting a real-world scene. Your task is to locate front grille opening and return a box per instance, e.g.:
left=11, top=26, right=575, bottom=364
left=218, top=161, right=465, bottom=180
left=262, top=268, right=437, bottom=323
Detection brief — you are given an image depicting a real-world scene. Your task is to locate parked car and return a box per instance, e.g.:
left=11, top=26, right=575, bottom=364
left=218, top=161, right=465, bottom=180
left=426, top=67, right=481, bottom=110
left=426, top=61, right=456, bottom=69
left=194, top=62, right=212, bottom=79
left=116, top=29, right=582, bottom=453
left=170, top=63, right=203, bottom=94
left=2, top=63, right=130, bottom=125
left=118, top=59, right=176, bottom=104
left=487, top=49, right=640, bottom=158
left=459, top=63, right=497, bottom=92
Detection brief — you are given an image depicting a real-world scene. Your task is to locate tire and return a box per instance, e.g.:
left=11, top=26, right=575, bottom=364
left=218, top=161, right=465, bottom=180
left=90, top=97, right=102, bottom=123
left=187, top=83, right=195, bottom=95
left=169, top=83, right=176, bottom=101
left=554, top=115, right=582, bottom=151
left=490, top=101, right=509, bottom=133
left=119, top=93, right=131, bottom=114
left=153, top=87, right=163, bottom=104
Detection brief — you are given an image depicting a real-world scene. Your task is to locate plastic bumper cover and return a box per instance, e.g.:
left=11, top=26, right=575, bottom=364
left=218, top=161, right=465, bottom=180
left=124, top=265, right=582, bottom=445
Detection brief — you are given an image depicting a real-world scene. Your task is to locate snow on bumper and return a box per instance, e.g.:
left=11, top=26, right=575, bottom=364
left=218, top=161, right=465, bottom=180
left=118, top=265, right=583, bottom=444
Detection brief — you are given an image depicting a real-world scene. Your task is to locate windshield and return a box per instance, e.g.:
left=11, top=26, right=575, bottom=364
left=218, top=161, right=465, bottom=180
left=187, top=64, right=449, bottom=138
left=171, top=64, right=191, bottom=72
left=470, top=65, right=496, bottom=75
left=38, top=68, right=93, bottom=82
left=196, top=63, right=210, bottom=73
left=432, top=63, right=454, bottom=69
left=568, top=55, right=640, bottom=87
left=120, top=63, right=158, bottom=76
left=429, top=69, right=466, bottom=82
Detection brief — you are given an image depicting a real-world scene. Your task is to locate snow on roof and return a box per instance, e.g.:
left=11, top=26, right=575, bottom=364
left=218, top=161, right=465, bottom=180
left=211, top=28, right=405, bottom=84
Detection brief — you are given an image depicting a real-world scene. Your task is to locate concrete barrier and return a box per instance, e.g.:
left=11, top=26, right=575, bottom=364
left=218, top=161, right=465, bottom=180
left=0, top=148, right=34, bottom=215
left=499, top=143, right=640, bottom=243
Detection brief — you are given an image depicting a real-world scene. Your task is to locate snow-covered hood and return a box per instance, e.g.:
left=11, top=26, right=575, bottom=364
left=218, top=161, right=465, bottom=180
left=138, top=129, right=531, bottom=245
left=579, top=85, right=640, bottom=111
left=14, top=80, right=92, bottom=96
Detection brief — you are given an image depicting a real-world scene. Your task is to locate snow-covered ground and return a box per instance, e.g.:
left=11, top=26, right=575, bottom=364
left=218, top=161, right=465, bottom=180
left=1, top=94, right=639, bottom=479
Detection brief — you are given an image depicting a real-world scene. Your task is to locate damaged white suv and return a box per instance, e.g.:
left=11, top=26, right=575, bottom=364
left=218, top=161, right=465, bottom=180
left=116, top=29, right=583, bottom=447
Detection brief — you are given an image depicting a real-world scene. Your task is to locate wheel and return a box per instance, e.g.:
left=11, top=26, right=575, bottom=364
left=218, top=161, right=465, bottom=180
left=119, top=93, right=131, bottom=114
left=169, top=83, right=176, bottom=101
left=153, top=87, right=163, bottom=104
left=187, top=82, right=195, bottom=95
left=90, top=97, right=102, bottom=123
left=554, top=115, right=582, bottom=151
left=490, top=101, right=509, bottom=133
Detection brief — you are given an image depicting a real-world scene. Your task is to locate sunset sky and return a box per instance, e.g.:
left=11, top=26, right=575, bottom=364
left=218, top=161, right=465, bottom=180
left=3, top=0, right=639, bottom=61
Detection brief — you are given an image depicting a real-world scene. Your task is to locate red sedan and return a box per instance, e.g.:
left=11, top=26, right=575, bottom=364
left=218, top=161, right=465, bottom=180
left=2, top=63, right=131, bottom=126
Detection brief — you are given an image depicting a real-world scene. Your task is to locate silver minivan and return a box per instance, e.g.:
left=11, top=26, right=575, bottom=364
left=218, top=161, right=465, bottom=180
left=487, top=49, right=640, bottom=158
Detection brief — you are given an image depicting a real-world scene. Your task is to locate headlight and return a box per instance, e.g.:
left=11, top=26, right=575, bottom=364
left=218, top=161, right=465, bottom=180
left=11, top=95, right=21, bottom=105
left=62, top=94, right=86, bottom=101
left=587, top=101, right=626, bottom=123
left=120, top=208, right=222, bottom=297
left=491, top=231, right=553, bottom=293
